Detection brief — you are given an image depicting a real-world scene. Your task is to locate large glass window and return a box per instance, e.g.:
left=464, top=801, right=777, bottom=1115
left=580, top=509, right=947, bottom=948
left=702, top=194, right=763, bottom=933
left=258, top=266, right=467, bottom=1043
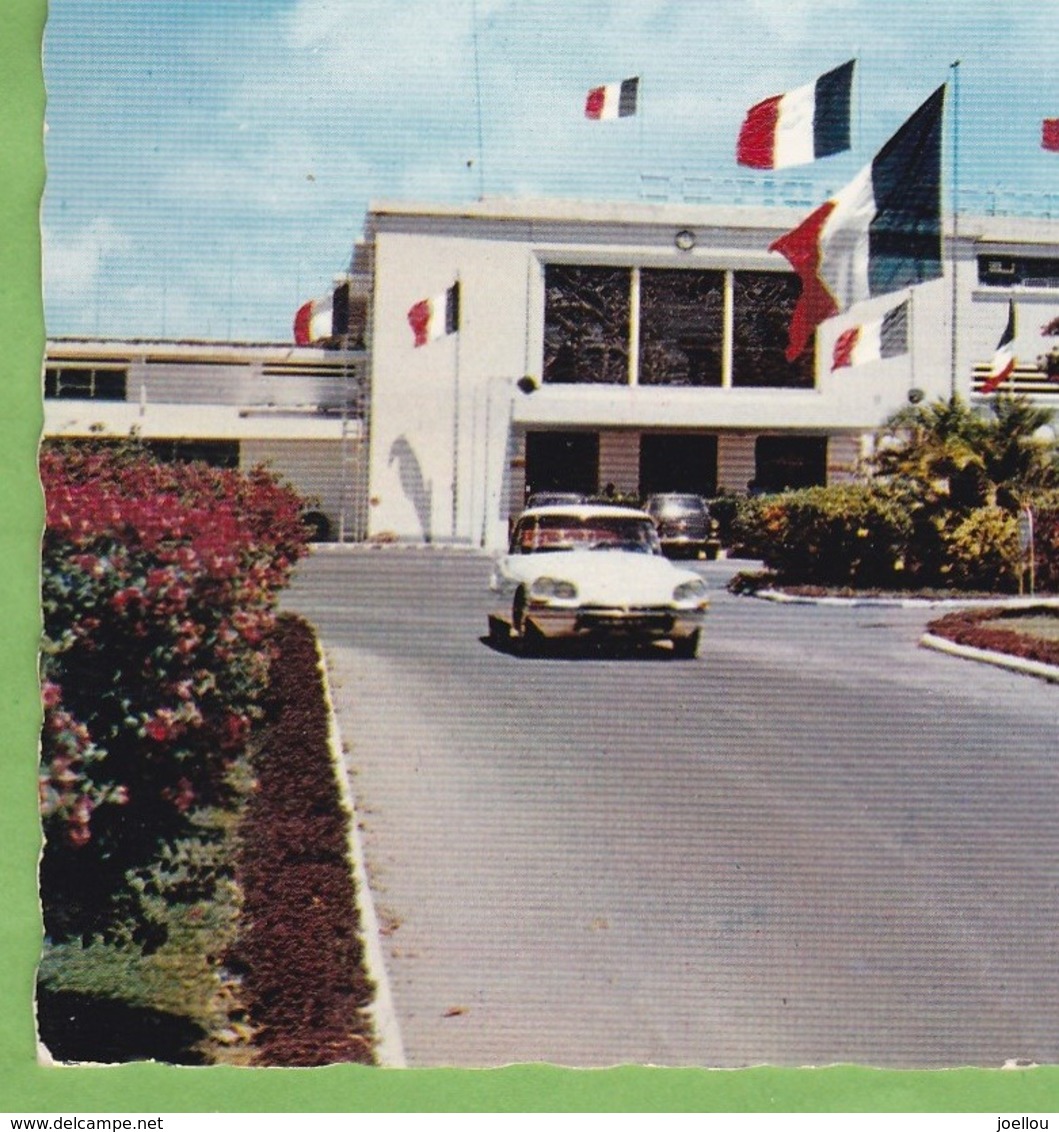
left=638, top=269, right=724, bottom=387
left=732, top=272, right=813, bottom=388
left=542, top=264, right=816, bottom=388
left=543, top=266, right=630, bottom=385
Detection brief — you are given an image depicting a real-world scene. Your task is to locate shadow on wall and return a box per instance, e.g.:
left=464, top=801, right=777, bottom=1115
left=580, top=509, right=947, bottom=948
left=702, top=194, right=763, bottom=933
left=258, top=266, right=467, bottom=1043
left=388, top=436, right=433, bottom=543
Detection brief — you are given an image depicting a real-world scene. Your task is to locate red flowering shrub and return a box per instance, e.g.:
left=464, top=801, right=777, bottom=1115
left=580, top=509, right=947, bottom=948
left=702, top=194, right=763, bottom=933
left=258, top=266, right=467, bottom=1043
left=39, top=442, right=311, bottom=941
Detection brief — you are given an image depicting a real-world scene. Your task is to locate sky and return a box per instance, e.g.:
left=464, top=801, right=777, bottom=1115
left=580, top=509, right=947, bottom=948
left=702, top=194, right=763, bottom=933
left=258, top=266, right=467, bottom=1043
left=41, top=0, right=1059, bottom=344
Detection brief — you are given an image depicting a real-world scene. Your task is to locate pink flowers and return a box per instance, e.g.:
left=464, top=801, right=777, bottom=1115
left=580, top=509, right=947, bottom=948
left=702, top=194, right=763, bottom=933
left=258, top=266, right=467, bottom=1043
left=39, top=443, right=311, bottom=849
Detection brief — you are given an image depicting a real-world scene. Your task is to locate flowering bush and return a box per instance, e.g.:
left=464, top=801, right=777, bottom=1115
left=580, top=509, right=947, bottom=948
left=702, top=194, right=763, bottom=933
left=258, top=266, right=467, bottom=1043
left=39, top=442, right=311, bottom=941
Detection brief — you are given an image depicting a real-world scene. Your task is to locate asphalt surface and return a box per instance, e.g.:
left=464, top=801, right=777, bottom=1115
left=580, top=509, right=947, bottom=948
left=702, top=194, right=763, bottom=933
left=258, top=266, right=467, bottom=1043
left=283, top=548, right=1059, bottom=1070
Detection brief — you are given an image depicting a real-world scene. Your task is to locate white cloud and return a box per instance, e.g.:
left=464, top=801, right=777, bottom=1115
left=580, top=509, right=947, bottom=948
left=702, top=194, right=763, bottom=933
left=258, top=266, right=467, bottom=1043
left=42, top=218, right=130, bottom=300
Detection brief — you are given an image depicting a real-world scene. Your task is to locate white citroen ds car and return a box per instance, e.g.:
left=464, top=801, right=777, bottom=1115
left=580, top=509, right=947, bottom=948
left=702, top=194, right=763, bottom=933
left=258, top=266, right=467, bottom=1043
left=489, top=503, right=709, bottom=657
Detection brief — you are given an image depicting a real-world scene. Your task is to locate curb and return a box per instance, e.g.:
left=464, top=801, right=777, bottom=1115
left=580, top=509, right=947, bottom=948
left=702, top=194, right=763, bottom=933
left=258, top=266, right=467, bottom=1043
left=919, top=632, right=1059, bottom=684
left=753, top=589, right=1059, bottom=610
left=314, top=639, right=407, bottom=1069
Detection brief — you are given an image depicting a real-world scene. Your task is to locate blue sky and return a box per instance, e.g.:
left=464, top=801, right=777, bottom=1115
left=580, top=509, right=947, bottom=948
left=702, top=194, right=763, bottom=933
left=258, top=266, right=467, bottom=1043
left=42, top=0, right=1059, bottom=343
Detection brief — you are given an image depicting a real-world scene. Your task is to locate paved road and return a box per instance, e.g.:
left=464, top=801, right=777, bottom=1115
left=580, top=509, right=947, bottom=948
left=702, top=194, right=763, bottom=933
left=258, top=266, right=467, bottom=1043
left=284, top=549, right=1059, bottom=1069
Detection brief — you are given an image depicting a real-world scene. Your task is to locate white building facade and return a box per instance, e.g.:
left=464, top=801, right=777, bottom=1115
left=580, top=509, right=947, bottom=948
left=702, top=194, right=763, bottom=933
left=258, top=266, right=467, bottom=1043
left=43, top=338, right=370, bottom=542
left=362, top=197, right=1059, bottom=552
left=42, top=200, right=1059, bottom=552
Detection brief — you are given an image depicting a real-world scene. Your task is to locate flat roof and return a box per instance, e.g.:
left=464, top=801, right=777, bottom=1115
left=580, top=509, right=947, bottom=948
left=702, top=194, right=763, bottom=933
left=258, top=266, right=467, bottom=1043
left=45, top=338, right=366, bottom=364
left=365, top=195, right=1059, bottom=246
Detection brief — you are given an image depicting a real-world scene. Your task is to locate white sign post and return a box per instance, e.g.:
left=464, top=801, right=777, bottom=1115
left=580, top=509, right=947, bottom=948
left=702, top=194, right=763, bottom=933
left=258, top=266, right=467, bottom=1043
left=1017, top=506, right=1035, bottom=596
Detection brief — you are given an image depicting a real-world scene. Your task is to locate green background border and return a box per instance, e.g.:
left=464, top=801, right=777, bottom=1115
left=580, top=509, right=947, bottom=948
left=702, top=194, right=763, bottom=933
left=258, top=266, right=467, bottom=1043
left=4, top=0, right=1058, bottom=1112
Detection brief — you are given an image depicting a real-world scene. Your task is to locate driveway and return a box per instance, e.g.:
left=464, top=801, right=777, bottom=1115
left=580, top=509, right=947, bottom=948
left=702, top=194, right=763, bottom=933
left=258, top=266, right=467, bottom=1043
left=283, top=549, right=1059, bottom=1069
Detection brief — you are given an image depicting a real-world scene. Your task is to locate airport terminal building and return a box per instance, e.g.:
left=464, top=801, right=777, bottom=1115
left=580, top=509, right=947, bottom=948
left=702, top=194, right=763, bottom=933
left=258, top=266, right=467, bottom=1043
left=362, top=196, right=1059, bottom=551
left=44, top=196, right=1059, bottom=551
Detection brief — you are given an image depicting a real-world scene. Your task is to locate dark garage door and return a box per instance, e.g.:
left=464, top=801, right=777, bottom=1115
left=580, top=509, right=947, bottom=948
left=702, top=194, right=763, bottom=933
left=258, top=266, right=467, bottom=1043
left=755, top=435, right=828, bottom=492
left=639, top=433, right=717, bottom=498
left=524, top=431, right=600, bottom=498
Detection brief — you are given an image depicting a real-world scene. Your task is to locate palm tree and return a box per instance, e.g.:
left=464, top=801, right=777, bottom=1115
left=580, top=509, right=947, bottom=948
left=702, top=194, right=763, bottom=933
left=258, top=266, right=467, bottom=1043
left=870, top=395, right=990, bottom=509
left=871, top=394, right=1058, bottom=511
left=980, top=395, right=1059, bottom=508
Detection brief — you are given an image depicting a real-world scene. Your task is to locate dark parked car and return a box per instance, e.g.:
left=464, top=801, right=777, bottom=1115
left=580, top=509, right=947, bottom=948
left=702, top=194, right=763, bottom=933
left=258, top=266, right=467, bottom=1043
left=644, top=493, right=718, bottom=559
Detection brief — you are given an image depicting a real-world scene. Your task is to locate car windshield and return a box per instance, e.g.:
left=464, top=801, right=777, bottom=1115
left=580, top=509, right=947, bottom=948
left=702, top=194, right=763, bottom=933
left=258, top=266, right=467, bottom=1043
left=512, top=514, right=662, bottom=555
left=526, top=492, right=582, bottom=507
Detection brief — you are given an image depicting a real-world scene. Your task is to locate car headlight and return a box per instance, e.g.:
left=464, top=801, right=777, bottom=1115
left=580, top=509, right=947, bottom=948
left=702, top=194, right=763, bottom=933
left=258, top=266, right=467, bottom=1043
left=673, top=578, right=707, bottom=603
left=530, top=576, right=578, bottom=601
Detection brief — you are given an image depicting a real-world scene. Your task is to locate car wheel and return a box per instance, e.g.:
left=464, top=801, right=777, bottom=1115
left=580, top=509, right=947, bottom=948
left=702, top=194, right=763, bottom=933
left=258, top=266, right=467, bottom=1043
left=513, top=588, right=546, bottom=657
left=521, top=621, right=547, bottom=657
left=488, top=614, right=511, bottom=649
left=302, top=510, right=332, bottom=541
left=670, top=630, right=700, bottom=659
left=512, top=587, right=528, bottom=635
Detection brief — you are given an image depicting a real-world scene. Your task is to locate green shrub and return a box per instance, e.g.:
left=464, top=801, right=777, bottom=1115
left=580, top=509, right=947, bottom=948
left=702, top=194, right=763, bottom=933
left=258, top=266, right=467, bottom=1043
left=941, top=507, right=1020, bottom=592
left=706, top=493, right=740, bottom=547
left=732, top=484, right=912, bottom=587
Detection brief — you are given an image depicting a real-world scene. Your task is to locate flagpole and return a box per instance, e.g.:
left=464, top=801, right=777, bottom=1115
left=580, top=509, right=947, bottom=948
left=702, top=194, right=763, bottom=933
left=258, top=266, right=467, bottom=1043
left=908, top=289, right=916, bottom=396
left=1009, top=300, right=1018, bottom=396
left=470, top=0, right=486, bottom=199
left=949, top=59, right=960, bottom=400
left=451, top=275, right=462, bottom=541
left=855, top=48, right=862, bottom=155
left=639, top=72, right=645, bottom=194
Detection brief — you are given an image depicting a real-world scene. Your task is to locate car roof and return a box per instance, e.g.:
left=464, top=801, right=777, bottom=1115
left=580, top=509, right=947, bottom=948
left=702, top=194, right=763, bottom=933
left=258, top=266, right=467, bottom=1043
left=516, top=503, right=653, bottom=521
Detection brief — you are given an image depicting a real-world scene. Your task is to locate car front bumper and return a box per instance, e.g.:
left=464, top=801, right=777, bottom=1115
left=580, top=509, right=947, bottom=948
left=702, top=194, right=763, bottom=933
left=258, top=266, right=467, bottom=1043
left=657, top=533, right=712, bottom=555
left=525, top=603, right=706, bottom=640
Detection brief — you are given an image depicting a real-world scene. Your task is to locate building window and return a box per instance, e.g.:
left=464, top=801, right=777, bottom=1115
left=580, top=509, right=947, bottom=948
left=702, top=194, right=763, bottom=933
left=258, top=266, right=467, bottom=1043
left=638, top=269, right=724, bottom=387
left=44, top=366, right=128, bottom=401
left=978, top=255, right=1059, bottom=288
left=732, top=272, right=813, bottom=388
left=543, top=265, right=631, bottom=384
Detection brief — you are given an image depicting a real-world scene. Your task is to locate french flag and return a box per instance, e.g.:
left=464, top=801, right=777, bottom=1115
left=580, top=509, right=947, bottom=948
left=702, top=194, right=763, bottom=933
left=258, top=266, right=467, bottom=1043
left=293, top=281, right=350, bottom=345
left=736, top=60, right=854, bottom=170
left=585, top=77, right=639, bottom=120
left=408, top=282, right=459, bottom=347
left=831, top=301, right=909, bottom=371
left=769, top=85, right=945, bottom=362
left=981, top=302, right=1017, bottom=394
left=1043, top=119, right=1059, bottom=152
